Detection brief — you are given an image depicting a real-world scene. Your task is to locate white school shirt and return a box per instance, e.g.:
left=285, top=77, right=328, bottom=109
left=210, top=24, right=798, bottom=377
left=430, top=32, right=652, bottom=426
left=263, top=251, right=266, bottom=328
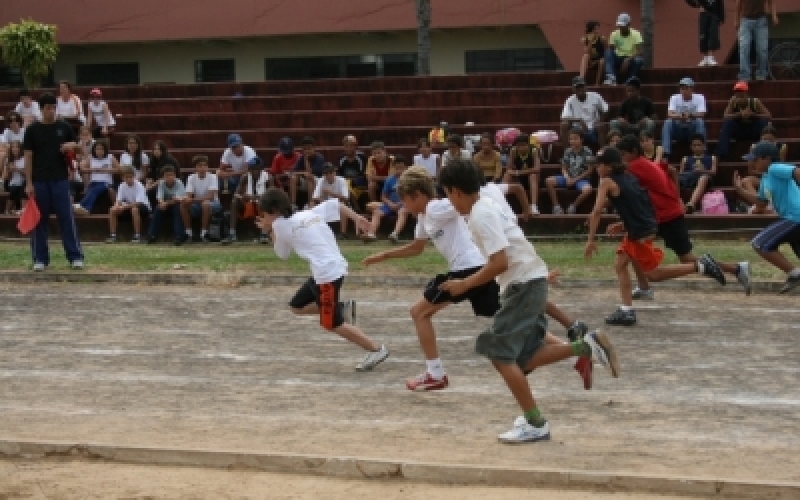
left=186, top=172, right=219, bottom=202
left=413, top=153, right=439, bottom=177
left=87, top=100, right=116, bottom=127
left=220, top=145, right=257, bottom=174
left=467, top=197, right=547, bottom=291
left=441, top=149, right=472, bottom=166
left=271, top=199, right=347, bottom=284
left=1, top=127, right=25, bottom=144
left=116, top=180, right=151, bottom=210
left=56, top=95, right=85, bottom=122
left=8, top=157, right=25, bottom=186
left=414, top=199, right=485, bottom=272
left=119, top=151, right=150, bottom=180
left=14, top=102, right=41, bottom=122
left=479, top=183, right=513, bottom=214
left=89, top=154, right=114, bottom=184
left=667, top=93, right=707, bottom=116
left=561, top=92, right=609, bottom=130
left=312, top=175, right=348, bottom=201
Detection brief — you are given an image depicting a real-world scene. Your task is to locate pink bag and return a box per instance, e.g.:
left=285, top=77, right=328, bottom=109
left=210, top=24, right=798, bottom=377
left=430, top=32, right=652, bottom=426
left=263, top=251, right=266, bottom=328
left=701, top=190, right=729, bottom=214
left=494, top=128, right=522, bottom=148
left=531, top=130, right=559, bottom=144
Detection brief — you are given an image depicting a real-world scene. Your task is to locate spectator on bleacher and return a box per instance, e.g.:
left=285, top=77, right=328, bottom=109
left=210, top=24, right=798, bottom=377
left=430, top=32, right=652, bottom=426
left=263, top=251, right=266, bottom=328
left=119, top=134, right=149, bottom=182
left=146, top=141, right=178, bottom=201
left=311, top=163, right=351, bottom=238
left=678, top=134, right=717, bottom=214
left=146, top=165, right=186, bottom=245
left=291, top=136, right=325, bottom=210
left=0, top=111, right=25, bottom=169
left=270, top=137, right=300, bottom=193
left=414, top=137, right=441, bottom=179
left=603, top=12, right=644, bottom=86
left=736, top=0, right=779, bottom=81
left=610, top=77, right=655, bottom=138
left=23, top=92, right=83, bottom=271
left=223, top=157, right=270, bottom=245
left=338, top=134, right=369, bottom=210
left=219, top=133, right=257, bottom=194
left=366, top=141, right=394, bottom=203
left=14, top=89, right=41, bottom=127
left=716, top=81, right=771, bottom=159
left=74, top=141, right=118, bottom=216
left=441, top=134, right=472, bottom=166
left=503, top=134, right=541, bottom=215
left=737, top=124, right=787, bottom=210
left=85, top=88, right=116, bottom=140
left=473, top=133, right=503, bottom=182
left=3, top=141, right=26, bottom=214
left=107, top=166, right=150, bottom=244
left=661, top=77, right=706, bottom=160
left=560, top=76, right=608, bottom=150
left=579, top=21, right=606, bottom=86
left=688, top=0, right=725, bottom=67
left=547, top=128, right=595, bottom=215
left=180, top=155, right=222, bottom=244
left=55, top=80, right=85, bottom=133
left=363, top=155, right=410, bottom=244
left=640, top=130, right=664, bottom=163
left=607, top=130, right=622, bottom=148
left=71, top=126, right=93, bottom=200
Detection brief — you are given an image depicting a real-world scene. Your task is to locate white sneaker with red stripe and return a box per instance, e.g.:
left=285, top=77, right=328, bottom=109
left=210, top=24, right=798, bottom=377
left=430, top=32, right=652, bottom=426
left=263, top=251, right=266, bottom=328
left=406, top=372, right=449, bottom=391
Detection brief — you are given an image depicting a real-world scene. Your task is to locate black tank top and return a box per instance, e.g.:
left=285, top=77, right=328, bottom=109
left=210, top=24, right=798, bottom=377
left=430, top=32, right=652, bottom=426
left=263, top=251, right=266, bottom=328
left=609, top=172, right=658, bottom=240
left=513, top=150, right=535, bottom=170
left=584, top=35, right=605, bottom=60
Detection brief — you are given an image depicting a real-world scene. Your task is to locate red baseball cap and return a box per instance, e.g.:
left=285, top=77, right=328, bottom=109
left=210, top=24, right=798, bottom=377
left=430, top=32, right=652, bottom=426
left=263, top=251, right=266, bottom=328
left=733, top=81, right=749, bottom=92
left=89, top=88, right=102, bottom=97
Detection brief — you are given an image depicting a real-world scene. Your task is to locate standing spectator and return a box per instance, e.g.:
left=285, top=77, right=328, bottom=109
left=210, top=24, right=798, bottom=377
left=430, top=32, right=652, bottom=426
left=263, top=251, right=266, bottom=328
left=413, top=137, right=440, bottom=179
left=338, top=134, right=369, bottom=209
left=560, top=76, right=609, bottom=150
left=736, top=0, right=779, bottom=81
left=119, top=134, right=149, bottom=182
left=661, top=78, right=706, bottom=159
left=146, top=165, right=186, bottom=245
left=311, top=163, right=351, bottom=238
left=1, top=111, right=26, bottom=168
left=292, top=136, right=325, bottom=209
left=366, top=141, right=394, bottom=202
left=441, top=134, right=472, bottom=166
left=219, top=133, right=257, bottom=194
left=688, top=0, right=725, bottom=66
left=54, top=81, right=85, bottom=133
left=503, top=134, right=541, bottom=215
left=604, top=13, right=644, bottom=85
left=223, top=158, right=270, bottom=244
left=610, top=77, right=656, bottom=137
left=579, top=21, right=606, bottom=86
left=270, top=137, right=300, bottom=192
left=3, top=141, right=27, bottom=214
left=107, top=166, right=150, bottom=243
left=716, top=81, right=771, bottom=159
left=678, top=135, right=718, bottom=213
left=473, top=133, right=503, bottom=182
left=14, top=89, right=41, bottom=127
left=74, top=141, right=118, bottom=216
left=85, top=88, right=116, bottom=140
left=22, top=92, right=84, bottom=271
left=546, top=129, right=595, bottom=215
left=180, top=155, right=222, bottom=243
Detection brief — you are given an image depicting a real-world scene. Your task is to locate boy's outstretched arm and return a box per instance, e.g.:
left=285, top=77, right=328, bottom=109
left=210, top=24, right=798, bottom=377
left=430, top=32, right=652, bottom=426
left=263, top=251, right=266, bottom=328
left=338, top=201, right=371, bottom=234
left=439, top=250, right=507, bottom=296
left=363, top=238, right=427, bottom=266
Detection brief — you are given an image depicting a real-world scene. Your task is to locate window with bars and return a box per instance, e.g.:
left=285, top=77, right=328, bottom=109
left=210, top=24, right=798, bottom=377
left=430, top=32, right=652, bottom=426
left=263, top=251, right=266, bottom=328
left=265, top=53, right=417, bottom=80
left=76, top=63, right=139, bottom=85
left=465, top=48, right=562, bottom=73
left=195, top=59, right=236, bottom=83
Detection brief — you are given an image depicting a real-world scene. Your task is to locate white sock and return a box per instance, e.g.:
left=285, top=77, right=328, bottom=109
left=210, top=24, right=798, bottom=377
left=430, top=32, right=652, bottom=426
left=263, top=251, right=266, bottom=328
left=230, top=229, right=236, bottom=236
left=696, top=261, right=705, bottom=274
left=426, top=358, right=445, bottom=379
left=789, top=268, right=800, bottom=278
left=201, top=229, right=208, bottom=237
left=619, top=305, right=633, bottom=312
left=570, top=356, right=580, bottom=367
left=185, top=229, right=192, bottom=237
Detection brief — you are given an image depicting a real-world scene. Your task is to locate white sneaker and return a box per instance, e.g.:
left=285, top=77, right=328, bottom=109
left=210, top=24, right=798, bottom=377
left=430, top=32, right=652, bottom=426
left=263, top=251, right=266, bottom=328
left=498, top=418, right=550, bottom=444
left=698, top=57, right=709, bottom=67
left=342, top=299, right=357, bottom=326
left=631, top=287, right=654, bottom=300
left=552, top=205, right=563, bottom=215
left=736, top=261, right=752, bottom=296
left=707, top=56, right=718, bottom=66
left=355, top=344, right=389, bottom=372
left=567, top=204, right=577, bottom=215
left=32, top=262, right=45, bottom=272
left=70, top=260, right=84, bottom=270
left=603, top=76, right=616, bottom=86
left=530, top=204, right=540, bottom=215
left=583, top=331, right=619, bottom=378
left=73, top=204, right=89, bottom=216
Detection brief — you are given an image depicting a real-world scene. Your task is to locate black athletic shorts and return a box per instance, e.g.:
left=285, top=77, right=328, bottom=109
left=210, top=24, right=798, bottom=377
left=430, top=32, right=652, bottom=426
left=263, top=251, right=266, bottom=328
left=289, top=276, right=345, bottom=330
left=423, top=266, right=500, bottom=318
left=658, top=215, right=693, bottom=257
left=679, top=171, right=712, bottom=190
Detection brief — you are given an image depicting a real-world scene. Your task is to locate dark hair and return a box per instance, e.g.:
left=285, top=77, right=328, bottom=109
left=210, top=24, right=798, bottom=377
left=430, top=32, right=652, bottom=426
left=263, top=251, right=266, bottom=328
left=192, top=155, right=209, bottom=167
left=607, top=129, right=622, bottom=141
left=479, top=132, right=493, bottom=144
left=371, top=141, right=385, bottom=151
left=322, top=162, right=336, bottom=173
left=438, top=159, right=482, bottom=195
left=124, top=134, right=144, bottom=170
left=761, top=125, right=777, bottom=136
left=259, top=187, right=293, bottom=217
left=586, top=20, right=600, bottom=34
left=18, top=89, right=31, bottom=98
left=446, top=134, right=464, bottom=147
left=91, top=140, right=109, bottom=159
left=689, top=133, right=706, bottom=144
left=6, top=140, right=23, bottom=162
left=58, top=80, right=72, bottom=91
left=617, top=135, right=644, bottom=156
left=150, top=140, right=178, bottom=175
left=5, top=111, right=22, bottom=125
left=161, top=165, right=176, bottom=175
left=301, top=136, right=315, bottom=146
left=418, top=137, right=431, bottom=148
left=638, top=130, right=653, bottom=140
left=37, top=92, right=57, bottom=107
left=393, top=154, right=407, bottom=165
left=568, top=128, right=584, bottom=140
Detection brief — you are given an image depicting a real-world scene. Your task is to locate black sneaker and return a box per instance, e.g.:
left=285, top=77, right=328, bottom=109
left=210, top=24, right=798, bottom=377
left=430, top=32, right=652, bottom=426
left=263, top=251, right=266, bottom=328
left=147, top=236, right=157, bottom=244
left=566, top=320, right=589, bottom=342
left=780, top=273, right=800, bottom=294
left=604, top=308, right=636, bottom=326
left=259, top=234, right=271, bottom=245
left=221, top=235, right=235, bottom=245
left=201, top=233, right=212, bottom=243
left=174, top=234, right=190, bottom=246
left=699, top=253, right=726, bottom=285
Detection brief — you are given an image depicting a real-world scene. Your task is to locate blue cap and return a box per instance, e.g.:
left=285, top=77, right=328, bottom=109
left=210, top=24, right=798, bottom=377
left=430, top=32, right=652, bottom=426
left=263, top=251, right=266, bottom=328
left=742, top=141, right=780, bottom=161
left=278, top=137, right=293, bottom=154
left=678, top=77, right=695, bottom=87
left=227, top=133, right=243, bottom=148
left=247, top=156, right=264, bottom=168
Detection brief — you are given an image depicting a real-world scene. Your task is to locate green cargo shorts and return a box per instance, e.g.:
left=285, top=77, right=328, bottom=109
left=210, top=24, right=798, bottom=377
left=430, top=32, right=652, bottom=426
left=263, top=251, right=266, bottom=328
left=475, top=278, right=547, bottom=370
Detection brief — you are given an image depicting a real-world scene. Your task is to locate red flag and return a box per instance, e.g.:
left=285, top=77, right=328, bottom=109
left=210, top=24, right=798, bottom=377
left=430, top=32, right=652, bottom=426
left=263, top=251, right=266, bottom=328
left=17, top=199, right=41, bottom=235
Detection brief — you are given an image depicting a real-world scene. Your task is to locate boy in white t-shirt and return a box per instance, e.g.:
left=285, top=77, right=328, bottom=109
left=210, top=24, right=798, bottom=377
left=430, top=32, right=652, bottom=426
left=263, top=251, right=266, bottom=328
left=219, top=133, right=257, bottom=193
left=14, top=89, right=41, bottom=126
left=437, top=159, right=620, bottom=444
left=107, top=166, right=151, bottom=243
left=180, top=155, right=222, bottom=244
left=255, top=188, right=390, bottom=371
left=413, top=138, right=440, bottom=179
left=311, top=163, right=351, bottom=238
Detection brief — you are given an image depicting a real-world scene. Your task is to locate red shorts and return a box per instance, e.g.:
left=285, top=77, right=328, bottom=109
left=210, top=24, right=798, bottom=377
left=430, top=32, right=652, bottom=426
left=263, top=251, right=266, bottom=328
left=617, top=236, right=664, bottom=272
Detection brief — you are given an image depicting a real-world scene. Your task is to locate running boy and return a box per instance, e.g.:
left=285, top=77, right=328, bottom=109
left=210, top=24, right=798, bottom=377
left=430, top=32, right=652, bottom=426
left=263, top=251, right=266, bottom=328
left=255, top=188, right=390, bottom=371
left=437, top=159, right=618, bottom=443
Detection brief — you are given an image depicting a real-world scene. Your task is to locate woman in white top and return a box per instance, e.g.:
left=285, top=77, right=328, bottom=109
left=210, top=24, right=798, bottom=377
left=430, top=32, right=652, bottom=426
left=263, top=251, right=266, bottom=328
left=0, top=111, right=26, bottom=169
left=55, top=80, right=85, bottom=133
left=3, top=141, right=27, bottom=214
left=74, top=141, right=119, bottom=215
left=86, top=88, right=116, bottom=139
left=413, top=138, right=440, bottom=179
left=119, top=134, right=149, bottom=181
left=14, top=89, right=41, bottom=126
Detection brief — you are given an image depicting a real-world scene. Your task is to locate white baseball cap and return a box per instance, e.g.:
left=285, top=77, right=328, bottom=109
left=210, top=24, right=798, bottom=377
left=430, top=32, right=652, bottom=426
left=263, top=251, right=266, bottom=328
left=616, top=13, right=631, bottom=26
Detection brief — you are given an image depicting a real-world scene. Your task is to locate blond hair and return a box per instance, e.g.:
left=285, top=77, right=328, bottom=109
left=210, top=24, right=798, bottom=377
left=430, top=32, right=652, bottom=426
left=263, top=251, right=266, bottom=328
left=397, top=166, right=436, bottom=199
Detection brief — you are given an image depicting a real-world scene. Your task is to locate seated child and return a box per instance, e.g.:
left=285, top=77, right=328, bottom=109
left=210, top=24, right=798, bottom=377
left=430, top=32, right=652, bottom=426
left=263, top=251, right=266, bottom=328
left=224, top=157, right=271, bottom=244
left=270, top=137, right=300, bottom=192
left=606, top=130, right=622, bottom=149
left=179, top=155, right=222, bottom=244
left=3, top=141, right=26, bottom=214
left=74, top=140, right=118, bottom=215
left=640, top=130, right=664, bottom=164
left=413, top=137, right=441, bottom=179
left=107, top=166, right=151, bottom=243
left=363, top=155, right=409, bottom=243
left=311, top=163, right=351, bottom=238
left=678, top=134, right=717, bottom=214
left=366, top=141, right=394, bottom=202
left=546, top=128, right=595, bottom=214
left=503, top=134, right=541, bottom=214
left=146, top=165, right=186, bottom=244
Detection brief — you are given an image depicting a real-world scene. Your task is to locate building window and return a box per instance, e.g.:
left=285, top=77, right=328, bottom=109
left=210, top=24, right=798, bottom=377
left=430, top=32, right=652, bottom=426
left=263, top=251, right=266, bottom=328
left=0, top=66, right=24, bottom=88
left=465, top=48, right=562, bottom=73
left=382, top=53, right=417, bottom=77
left=195, top=59, right=236, bottom=83
left=76, top=63, right=139, bottom=85
left=266, top=53, right=417, bottom=80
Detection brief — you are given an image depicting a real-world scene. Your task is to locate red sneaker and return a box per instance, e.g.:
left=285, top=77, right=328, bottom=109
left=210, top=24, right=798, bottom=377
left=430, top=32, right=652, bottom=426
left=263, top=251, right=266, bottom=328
left=574, top=357, right=593, bottom=390
left=406, top=372, right=449, bottom=391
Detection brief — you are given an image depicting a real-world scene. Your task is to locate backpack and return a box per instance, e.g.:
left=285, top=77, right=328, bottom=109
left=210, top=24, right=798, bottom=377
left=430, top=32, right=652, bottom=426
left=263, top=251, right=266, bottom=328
left=208, top=210, right=229, bottom=241
left=702, top=190, right=729, bottom=214
left=428, top=123, right=451, bottom=146
left=494, top=127, right=522, bottom=148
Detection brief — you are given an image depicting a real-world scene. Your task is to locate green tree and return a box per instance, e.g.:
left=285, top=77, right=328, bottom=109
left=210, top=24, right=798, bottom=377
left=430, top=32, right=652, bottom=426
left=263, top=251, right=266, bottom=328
left=0, top=19, right=59, bottom=88
left=415, top=0, right=431, bottom=75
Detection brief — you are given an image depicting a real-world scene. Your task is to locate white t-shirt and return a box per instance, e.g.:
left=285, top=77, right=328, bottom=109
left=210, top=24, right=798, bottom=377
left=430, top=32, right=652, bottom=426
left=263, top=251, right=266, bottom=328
left=186, top=172, right=219, bottom=202
left=89, top=155, right=114, bottom=184
left=479, top=183, right=513, bottom=214
left=414, top=199, right=485, bottom=272
left=220, top=145, right=257, bottom=174
left=116, top=180, right=151, bottom=210
left=14, top=102, right=41, bottom=122
left=87, top=100, right=116, bottom=127
left=312, top=175, right=349, bottom=201
left=119, top=151, right=150, bottom=181
left=7, top=157, right=25, bottom=186
left=56, top=95, right=85, bottom=122
left=467, top=197, right=547, bottom=291
left=667, top=93, right=707, bottom=116
left=271, top=199, right=347, bottom=284
left=1, top=127, right=25, bottom=144
left=441, top=149, right=472, bottom=167
left=561, top=92, right=609, bottom=130
left=413, top=153, right=440, bottom=177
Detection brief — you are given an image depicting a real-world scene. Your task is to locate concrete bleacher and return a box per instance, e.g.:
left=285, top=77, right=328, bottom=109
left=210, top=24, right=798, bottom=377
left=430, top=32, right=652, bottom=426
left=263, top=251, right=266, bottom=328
left=0, top=65, right=795, bottom=241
